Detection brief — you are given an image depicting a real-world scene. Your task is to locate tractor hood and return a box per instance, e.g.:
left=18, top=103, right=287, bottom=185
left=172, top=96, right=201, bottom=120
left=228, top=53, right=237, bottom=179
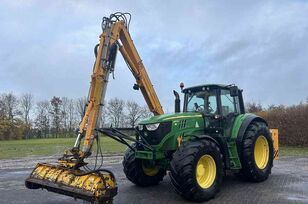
left=139, top=112, right=203, bottom=125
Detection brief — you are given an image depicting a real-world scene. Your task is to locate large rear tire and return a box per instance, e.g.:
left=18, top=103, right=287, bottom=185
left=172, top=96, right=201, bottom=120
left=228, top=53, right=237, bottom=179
left=122, top=144, right=166, bottom=186
left=169, top=140, right=223, bottom=202
left=238, top=121, right=274, bottom=182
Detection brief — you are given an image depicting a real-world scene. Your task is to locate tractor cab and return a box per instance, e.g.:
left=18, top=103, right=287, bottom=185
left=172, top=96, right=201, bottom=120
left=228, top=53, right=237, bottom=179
left=182, top=84, right=245, bottom=115
left=180, top=84, right=245, bottom=135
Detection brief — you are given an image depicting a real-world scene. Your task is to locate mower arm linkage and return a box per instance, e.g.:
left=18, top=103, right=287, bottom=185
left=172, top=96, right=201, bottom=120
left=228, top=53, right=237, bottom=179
left=96, top=128, right=154, bottom=152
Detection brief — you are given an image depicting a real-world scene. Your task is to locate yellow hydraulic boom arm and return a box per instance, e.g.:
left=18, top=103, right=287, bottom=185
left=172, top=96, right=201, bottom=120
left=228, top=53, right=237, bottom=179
left=26, top=13, right=163, bottom=204
left=75, top=14, right=164, bottom=158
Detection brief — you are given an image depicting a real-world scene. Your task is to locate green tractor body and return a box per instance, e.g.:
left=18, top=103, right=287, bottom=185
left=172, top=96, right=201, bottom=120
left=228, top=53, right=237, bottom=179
left=123, top=84, right=274, bottom=201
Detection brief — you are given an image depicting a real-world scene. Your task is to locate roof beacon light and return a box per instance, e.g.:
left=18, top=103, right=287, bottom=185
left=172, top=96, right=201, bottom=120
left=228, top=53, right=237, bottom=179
left=180, top=82, right=184, bottom=90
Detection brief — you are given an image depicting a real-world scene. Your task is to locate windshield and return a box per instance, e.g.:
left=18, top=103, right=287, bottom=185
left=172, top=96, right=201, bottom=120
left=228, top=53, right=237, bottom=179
left=185, top=90, right=217, bottom=114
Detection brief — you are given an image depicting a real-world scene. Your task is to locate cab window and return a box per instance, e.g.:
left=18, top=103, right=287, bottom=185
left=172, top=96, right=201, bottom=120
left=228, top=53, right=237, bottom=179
left=220, top=89, right=239, bottom=116
left=186, top=90, right=217, bottom=114
left=186, top=94, right=204, bottom=112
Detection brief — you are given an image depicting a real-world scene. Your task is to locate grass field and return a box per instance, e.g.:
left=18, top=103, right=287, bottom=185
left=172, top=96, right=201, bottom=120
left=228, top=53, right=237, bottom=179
left=0, top=138, right=307, bottom=159
left=0, top=137, right=127, bottom=159
left=279, top=145, right=308, bottom=157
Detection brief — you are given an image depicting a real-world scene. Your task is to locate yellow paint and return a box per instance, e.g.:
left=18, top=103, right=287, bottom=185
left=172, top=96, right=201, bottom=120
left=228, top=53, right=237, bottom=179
left=78, top=20, right=164, bottom=156
left=270, top=129, right=279, bottom=160
left=142, top=161, right=159, bottom=176
left=29, top=163, right=116, bottom=201
left=117, top=23, right=164, bottom=116
left=254, top=135, right=269, bottom=169
left=28, top=16, right=168, bottom=203
left=196, top=155, right=216, bottom=189
left=142, top=166, right=159, bottom=176
left=177, top=136, right=183, bottom=147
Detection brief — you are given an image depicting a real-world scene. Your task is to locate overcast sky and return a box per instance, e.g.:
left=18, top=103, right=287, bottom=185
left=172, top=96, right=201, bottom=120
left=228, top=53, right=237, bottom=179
left=1, top=0, right=308, bottom=112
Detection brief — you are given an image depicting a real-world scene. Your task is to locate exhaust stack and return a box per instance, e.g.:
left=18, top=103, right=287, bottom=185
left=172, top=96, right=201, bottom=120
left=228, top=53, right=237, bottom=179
left=173, top=90, right=181, bottom=113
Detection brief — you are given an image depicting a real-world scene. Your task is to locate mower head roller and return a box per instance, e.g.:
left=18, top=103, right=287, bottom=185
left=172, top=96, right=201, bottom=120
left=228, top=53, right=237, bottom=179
left=25, top=163, right=117, bottom=204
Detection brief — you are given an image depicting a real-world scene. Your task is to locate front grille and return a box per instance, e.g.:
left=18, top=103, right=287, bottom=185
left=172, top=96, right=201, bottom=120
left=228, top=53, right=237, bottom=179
left=179, top=120, right=187, bottom=129
left=140, top=121, right=172, bottom=145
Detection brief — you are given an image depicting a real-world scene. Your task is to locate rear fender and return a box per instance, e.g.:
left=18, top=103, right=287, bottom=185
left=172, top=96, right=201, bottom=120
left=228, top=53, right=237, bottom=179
left=236, top=114, right=269, bottom=155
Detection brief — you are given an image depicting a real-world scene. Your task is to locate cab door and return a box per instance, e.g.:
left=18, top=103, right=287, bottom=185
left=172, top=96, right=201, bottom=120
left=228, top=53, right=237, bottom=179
left=203, top=89, right=221, bottom=135
left=218, top=88, right=241, bottom=137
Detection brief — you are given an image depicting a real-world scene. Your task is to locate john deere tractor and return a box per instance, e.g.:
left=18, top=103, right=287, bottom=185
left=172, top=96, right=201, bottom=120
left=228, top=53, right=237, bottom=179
left=26, top=13, right=276, bottom=203
left=121, top=84, right=275, bottom=202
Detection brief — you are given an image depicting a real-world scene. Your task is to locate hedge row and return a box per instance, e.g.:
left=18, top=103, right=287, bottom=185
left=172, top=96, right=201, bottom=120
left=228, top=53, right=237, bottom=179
left=256, top=104, right=308, bottom=146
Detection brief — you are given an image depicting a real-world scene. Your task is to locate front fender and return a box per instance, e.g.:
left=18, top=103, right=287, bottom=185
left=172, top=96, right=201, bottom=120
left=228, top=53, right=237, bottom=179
left=190, top=135, right=231, bottom=169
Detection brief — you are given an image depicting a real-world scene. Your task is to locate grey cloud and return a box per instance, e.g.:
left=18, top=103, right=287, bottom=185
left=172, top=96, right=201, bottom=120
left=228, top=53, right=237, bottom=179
left=0, top=0, right=308, bottom=112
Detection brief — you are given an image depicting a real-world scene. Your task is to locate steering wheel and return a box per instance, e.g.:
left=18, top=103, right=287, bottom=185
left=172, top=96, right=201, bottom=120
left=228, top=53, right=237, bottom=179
left=194, top=103, right=204, bottom=111
left=207, top=104, right=214, bottom=113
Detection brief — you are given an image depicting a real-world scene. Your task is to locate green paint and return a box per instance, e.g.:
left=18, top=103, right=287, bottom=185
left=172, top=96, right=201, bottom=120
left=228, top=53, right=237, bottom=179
left=231, top=113, right=251, bottom=139
left=227, top=141, right=242, bottom=169
left=139, top=112, right=202, bottom=124
left=135, top=150, right=165, bottom=160
left=227, top=113, right=252, bottom=169
left=137, top=112, right=252, bottom=170
left=134, top=85, right=261, bottom=172
left=139, top=112, right=204, bottom=151
left=135, top=150, right=154, bottom=160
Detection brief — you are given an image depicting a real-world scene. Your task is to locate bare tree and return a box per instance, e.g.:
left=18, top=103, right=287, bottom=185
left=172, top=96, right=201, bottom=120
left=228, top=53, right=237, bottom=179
left=141, top=105, right=153, bottom=119
left=1, top=92, right=21, bottom=121
left=35, top=100, right=50, bottom=138
left=107, top=98, right=125, bottom=128
left=76, top=97, right=87, bottom=120
left=126, top=101, right=143, bottom=128
left=20, top=93, right=33, bottom=125
left=246, top=102, right=263, bottom=113
left=0, top=93, right=27, bottom=140
left=0, top=95, right=6, bottom=119
left=99, top=102, right=107, bottom=128
left=67, top=98, right=77, bottom=132
left=50, top=96, right=62, bottom=137
left=61, top=97, right=69, bottom=132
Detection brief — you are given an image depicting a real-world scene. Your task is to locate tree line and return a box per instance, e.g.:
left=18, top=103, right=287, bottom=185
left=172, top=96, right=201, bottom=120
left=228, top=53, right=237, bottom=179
left=0, top=92, right=152, bottom=140
left=1, top=92, right=307, bottom=146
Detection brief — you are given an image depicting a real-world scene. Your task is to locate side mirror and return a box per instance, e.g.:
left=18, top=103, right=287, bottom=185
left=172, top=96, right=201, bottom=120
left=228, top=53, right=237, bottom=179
left=230, top=86, right=239, bottom=97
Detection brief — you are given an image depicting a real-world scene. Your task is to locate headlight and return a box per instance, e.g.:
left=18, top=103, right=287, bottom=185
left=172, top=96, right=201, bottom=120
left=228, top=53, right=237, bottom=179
left=145, top=123, right=160, bottom=131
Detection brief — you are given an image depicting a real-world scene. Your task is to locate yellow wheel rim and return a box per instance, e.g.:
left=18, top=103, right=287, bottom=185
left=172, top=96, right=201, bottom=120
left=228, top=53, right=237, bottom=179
left=196, top=154, right=216, bottom=189
left=254, top=135, right=269, bottom=169
left=142, top=162, right=159, bottom=176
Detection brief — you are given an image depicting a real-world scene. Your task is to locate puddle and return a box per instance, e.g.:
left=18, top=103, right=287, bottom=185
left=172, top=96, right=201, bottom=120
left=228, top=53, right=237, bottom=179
left=287, top=195, right=308, bottom=202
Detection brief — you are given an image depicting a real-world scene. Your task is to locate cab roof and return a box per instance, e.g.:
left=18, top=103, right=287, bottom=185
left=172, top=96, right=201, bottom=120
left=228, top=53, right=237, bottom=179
left=182, top=84, right=238, bottom=93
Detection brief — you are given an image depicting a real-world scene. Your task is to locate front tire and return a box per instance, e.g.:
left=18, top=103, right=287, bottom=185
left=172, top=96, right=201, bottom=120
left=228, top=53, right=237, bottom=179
left=122, top=144, right=166, bottom=186
left=169, top=140, right=223, bottom=202
left=238, top=121, right=274, bottom=182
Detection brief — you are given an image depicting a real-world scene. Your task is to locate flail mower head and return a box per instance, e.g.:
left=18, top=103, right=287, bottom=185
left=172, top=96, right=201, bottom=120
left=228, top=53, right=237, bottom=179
left=25, top=163, right=117, bottom=204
